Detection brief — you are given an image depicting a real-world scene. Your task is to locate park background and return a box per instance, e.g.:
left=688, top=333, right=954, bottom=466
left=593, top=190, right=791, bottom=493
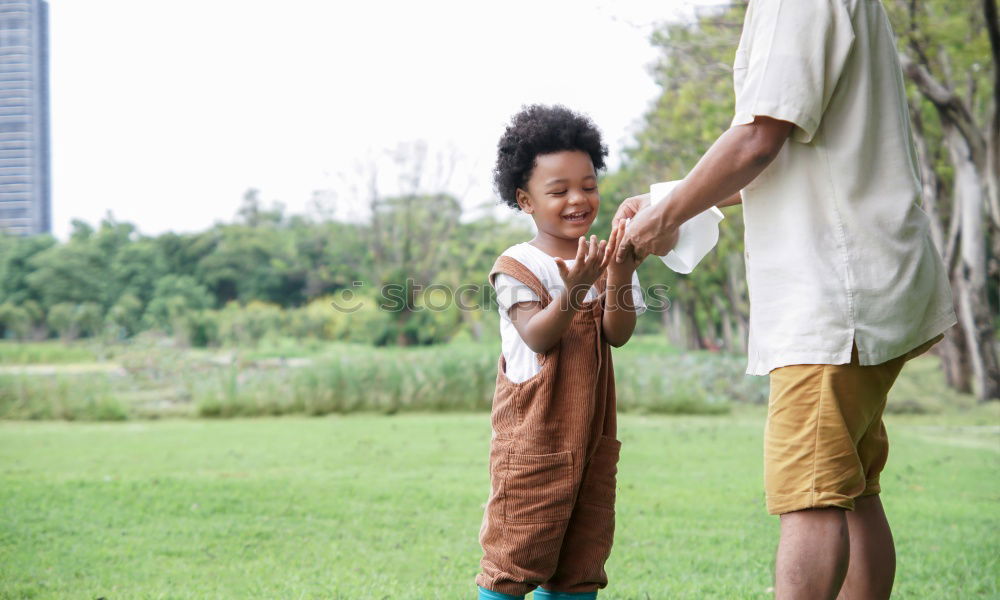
left=1, top=0, right=997, bottom=598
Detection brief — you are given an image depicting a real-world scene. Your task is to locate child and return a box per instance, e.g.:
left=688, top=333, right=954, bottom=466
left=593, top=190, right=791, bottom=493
left=476, top=105, right=645, bottom=600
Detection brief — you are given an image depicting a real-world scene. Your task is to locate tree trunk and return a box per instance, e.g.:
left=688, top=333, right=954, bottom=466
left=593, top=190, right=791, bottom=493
left=686, top=293, right=708, bottom=350
left=664, top=298, right=687, bottom=347
left=910, top=100, right=975, bottom=391
left=984, top=0, right=1000, bottom=227
left=715, top=293, right=735, bottom=352
left=900, top=48, right=1000, bottom=401
left=945, top=123, right=1000, bottom=399
left=725, top=251, right=749, bottom=353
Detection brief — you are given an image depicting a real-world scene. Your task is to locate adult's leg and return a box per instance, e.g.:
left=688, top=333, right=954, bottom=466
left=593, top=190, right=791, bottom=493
left=837, top=350, right=905, bottom=600
left=837, top=494, right=895, bottom=600
left=775, top=507, right=850, bottom=600
left=767, top=344, right=907, bottom=600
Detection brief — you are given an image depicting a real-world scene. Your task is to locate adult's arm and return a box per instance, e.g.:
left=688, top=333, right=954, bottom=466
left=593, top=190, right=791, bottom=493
left=616, top=116, right=793, bottom=262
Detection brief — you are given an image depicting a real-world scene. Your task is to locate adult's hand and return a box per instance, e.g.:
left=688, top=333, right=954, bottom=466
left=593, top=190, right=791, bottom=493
left=611, top=193, right=650, bottom=230
left=615, top=194, right=679, bottom=264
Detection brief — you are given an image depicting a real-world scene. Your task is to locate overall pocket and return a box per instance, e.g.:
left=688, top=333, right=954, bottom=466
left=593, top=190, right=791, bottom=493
left=578, top=437, right=621, bottom=510
left=502, top=450, right=574, bottom=524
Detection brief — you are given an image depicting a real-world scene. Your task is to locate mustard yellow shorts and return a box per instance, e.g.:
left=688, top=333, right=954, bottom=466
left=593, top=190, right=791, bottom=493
left=763, top=336, right=942, bottom=515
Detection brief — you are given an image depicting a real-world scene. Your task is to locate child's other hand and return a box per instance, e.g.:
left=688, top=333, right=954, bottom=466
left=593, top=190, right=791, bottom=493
left=606, top=220, right=639, bottom=277
left=554, top=235, right=609, bottom=293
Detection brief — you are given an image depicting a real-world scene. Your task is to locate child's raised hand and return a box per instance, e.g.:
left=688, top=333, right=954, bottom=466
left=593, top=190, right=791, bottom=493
left=606, top=219, right=639, bottom=275
left=554, top=235, right=610, bottom=294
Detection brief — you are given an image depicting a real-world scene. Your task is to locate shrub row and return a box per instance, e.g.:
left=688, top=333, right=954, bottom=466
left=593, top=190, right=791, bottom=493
left=0, top=342, right=769, bottom=420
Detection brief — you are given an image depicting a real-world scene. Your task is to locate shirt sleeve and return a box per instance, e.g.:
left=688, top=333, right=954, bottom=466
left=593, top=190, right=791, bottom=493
left=731, top=0, right=855, bottom=144
left=493, top=273, right=541, bottom=314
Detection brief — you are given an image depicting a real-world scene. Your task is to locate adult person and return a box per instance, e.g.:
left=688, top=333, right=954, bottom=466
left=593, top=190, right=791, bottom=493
left=613, top=1, right=957, bottom=599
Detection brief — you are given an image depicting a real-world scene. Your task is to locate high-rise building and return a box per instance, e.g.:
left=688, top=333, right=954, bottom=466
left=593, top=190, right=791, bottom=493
left=0, top=0, right=48, bottom=236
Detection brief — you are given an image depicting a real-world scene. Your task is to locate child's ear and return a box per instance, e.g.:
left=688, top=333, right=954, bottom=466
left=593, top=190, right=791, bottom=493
left=516, top=189, right=533, bottom=214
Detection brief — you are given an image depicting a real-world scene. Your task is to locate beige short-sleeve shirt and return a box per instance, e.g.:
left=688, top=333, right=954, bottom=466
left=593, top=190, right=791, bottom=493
left=732, top=0, right=956, bottom=375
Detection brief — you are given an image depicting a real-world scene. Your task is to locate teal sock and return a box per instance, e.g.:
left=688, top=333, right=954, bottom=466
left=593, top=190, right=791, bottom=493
left=533, top=588, right=597, bottom=600
left=478, top=586, right=524, bottom=600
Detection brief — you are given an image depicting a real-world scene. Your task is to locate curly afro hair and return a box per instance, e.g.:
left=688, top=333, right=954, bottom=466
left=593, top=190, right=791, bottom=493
left=494, top=104, right=608, bottom=210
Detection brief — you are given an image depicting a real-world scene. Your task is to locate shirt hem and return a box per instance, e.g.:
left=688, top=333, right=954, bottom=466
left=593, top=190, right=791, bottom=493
left=745, top=308, right=958, bottom=376
left=856, top=309, right=957, bottom=366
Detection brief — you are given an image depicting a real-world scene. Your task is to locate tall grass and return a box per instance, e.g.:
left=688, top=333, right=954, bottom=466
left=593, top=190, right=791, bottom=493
left=0, top=341, right=100, bottom=364
left=0, top=337, right=970, bottom=421
left=0, top=374, right=127, bottom=421
left=193, top=344, right=498, bottom=417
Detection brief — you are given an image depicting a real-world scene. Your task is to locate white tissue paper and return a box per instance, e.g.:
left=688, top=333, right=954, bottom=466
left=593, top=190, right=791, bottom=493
left=626, top=180, right=725, bottom=274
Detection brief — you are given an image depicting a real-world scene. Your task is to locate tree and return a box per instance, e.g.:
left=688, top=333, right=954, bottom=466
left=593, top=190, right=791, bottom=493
left=0, top=233, right=55, bottom=305
left=361, top=142, right=467, bottom=345
left=0, top=302, right=31, bottom=340
left=109, top=239, right=167, bottom=306
left=25, top=217, right=137, bottom=311
left=45, top=302, right=105, bottom=341
left=144, top=275, right=214, bottom=336
left=886, top=0, right=1000, bottom=400
left=47, top=303, right=79, bottom=341
left=107, top=293, right=144, bottom=339
left=612, top=2, right=750, bottom=352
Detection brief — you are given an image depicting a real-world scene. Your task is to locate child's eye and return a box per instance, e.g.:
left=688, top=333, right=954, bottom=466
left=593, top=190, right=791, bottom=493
left=584, top=187, right=598, bottom=193
left=550, top=190, right=568, bottom=196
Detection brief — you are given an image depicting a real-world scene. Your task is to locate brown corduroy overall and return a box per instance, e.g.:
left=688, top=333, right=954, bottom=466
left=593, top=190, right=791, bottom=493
left=477, top=255, right=620, bottom=597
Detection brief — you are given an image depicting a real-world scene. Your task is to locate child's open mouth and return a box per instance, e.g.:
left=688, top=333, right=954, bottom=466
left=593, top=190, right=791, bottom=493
left=562, top=210, right=590, bottom=223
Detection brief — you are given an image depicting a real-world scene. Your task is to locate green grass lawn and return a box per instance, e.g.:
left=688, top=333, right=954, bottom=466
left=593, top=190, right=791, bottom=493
left=1, top=410, right=997, bottom=599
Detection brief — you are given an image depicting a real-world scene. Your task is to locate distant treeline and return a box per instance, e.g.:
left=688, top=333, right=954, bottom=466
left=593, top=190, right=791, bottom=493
left=0, top=191, right=532, bottom=346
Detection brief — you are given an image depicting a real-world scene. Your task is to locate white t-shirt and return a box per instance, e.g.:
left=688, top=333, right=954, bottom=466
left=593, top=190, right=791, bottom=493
left=730, top=0, right=956, bottom=375
left=493, top=242, right=646, bottom=383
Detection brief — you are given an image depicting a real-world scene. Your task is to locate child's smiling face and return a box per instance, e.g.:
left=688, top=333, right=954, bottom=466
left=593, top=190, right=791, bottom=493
left=516, top=150, right=599, bottom=242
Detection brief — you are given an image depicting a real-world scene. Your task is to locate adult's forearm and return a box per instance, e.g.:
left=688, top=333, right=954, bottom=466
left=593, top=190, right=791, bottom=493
left=654, top=121, right=789, bottom=229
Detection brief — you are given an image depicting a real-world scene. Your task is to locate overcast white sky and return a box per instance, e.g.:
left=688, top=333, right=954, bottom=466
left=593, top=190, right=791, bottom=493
left=47, top=0, right=717, bottom=238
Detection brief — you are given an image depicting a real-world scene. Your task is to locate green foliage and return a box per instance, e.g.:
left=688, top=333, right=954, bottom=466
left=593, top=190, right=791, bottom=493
left=0, top=233, right=54, bottom=305
left=0, top=302, right=31, bottom=340
left=213, top=300, right=285, bottom=347
left=26, top=227, right=109, bottom=309
left=0, top=190, right=529, bottom=345
left=143, top=274, right=213, bottom=335
left=47, top=303, right=80, bottom=340
left=107, top=293, right=144, bottom=339
left=109, top=239, right=168, bottom=305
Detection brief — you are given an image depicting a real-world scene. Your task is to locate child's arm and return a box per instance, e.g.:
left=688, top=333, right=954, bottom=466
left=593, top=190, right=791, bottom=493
left=603, top=221, right=639, bottom=347
left=508, top=236, right=611, bottom=354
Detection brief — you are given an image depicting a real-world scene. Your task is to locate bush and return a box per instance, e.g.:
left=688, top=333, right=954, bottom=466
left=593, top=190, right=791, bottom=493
left=214, top=300, right=284, bottom=346
left=614, top=351, right=764, bottom=414
left=193, top=343, right=497, bottom=417
left=0, top=374, right=127, bottom=421
left=0, top=303, right=31, bottom=340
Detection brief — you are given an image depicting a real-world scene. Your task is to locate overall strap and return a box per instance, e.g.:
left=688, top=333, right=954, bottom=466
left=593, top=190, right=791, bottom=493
left=489, top=255, right=553, bottom=307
